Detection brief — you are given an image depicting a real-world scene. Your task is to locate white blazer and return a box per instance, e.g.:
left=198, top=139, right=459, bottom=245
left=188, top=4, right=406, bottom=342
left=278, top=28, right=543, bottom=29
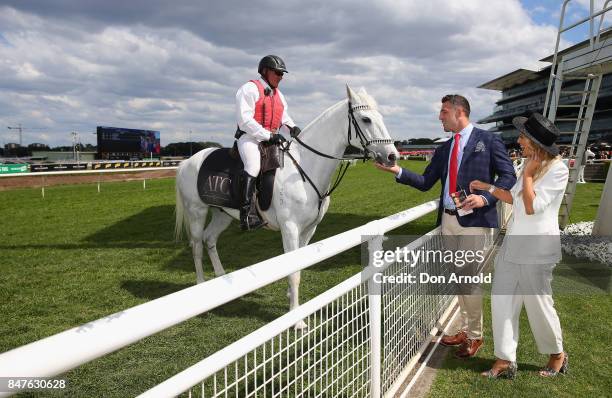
left=501, top=159, right=569, bottom=264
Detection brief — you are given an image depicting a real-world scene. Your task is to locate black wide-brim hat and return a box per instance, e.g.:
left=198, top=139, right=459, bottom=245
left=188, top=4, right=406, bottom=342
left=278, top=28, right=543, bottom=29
left=512, top=112, right=560, bottom=156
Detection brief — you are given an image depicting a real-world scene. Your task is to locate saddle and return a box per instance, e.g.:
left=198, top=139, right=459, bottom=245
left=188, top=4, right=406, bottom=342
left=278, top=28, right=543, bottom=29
left=197, top=145, right=280, bottom=210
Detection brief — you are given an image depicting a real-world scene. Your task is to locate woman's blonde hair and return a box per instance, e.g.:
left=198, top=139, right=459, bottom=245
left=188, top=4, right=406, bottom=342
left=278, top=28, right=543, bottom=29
left=519, top=138, right=561, bottom=183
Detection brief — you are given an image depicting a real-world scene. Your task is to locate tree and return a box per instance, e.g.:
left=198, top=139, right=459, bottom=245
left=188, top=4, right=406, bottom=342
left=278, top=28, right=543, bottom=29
left=28, top=143, right=50, bottom=151
left=160, top=141, right=222, bottom=156
left=49, top=146, right=73, bottom=152
left=408, top=138, right=434, bottom=145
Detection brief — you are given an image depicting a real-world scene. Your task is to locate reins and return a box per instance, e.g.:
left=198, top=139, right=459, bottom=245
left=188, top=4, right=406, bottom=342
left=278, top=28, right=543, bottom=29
left=281, top=102, right=393, bottom=210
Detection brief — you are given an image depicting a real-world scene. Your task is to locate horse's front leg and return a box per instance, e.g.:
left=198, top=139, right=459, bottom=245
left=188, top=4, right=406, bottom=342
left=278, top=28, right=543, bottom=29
left=281, top=221, right=307, bottom=330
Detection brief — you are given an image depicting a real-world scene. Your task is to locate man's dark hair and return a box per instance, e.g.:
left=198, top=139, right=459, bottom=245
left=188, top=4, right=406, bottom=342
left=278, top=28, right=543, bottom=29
left=442, top=94, right=471, bottom=117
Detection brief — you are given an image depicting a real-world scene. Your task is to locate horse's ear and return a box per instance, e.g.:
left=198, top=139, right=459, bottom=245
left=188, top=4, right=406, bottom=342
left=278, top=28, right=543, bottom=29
left=357, top=87, right=367, bottom=96
left=346, top=84, right=358, bottom=102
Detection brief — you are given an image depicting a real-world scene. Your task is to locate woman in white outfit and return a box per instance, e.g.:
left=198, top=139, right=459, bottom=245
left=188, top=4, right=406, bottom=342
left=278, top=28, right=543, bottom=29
left=470, top=113, right=569, bottom=379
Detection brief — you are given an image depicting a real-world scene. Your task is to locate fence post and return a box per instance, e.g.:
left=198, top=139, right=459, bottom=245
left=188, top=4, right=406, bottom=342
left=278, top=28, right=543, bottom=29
left=367, top=228, right=384, bottom=398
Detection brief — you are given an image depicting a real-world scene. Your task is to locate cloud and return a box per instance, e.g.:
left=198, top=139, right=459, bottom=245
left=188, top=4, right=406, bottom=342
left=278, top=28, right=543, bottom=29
left=0, top=1, right=567, bottom=147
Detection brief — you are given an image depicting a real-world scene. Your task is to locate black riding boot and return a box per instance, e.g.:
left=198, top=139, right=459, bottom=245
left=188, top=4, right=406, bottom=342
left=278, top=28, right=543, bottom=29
left=239, top=172, right=266, bottom=231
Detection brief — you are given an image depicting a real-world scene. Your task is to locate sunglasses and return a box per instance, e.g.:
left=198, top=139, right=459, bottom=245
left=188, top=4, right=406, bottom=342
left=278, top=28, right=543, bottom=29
left=273, top=70, right=284, bottom=77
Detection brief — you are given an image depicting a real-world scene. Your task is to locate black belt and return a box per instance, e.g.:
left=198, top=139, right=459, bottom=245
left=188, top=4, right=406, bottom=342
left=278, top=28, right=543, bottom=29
left=444, top=208, right=457, bottom=216
left=234, top=127, right=246, bottom=140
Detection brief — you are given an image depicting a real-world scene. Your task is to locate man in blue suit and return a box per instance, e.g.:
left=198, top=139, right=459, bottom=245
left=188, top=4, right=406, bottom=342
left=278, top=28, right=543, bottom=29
left=376, top=94, right=516, bottom=358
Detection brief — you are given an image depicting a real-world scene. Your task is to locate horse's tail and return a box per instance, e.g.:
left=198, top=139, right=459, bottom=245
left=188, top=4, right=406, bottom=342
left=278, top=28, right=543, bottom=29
left=174, top=162, right=189, bottom=242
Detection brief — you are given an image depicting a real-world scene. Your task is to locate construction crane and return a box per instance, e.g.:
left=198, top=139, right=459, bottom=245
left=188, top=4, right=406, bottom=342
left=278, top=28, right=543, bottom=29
left=6, top=124, right=44, bottom=146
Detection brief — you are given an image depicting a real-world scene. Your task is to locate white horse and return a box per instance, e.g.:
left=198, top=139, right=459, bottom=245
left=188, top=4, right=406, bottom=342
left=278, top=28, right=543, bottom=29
left=175, top=86, right=398, bottom=328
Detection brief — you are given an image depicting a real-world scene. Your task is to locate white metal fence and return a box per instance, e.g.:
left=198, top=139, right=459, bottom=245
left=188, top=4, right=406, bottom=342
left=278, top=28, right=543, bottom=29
left=0, top=166, right=178, bottom=196
left=0, top=199, right=505, bottom=397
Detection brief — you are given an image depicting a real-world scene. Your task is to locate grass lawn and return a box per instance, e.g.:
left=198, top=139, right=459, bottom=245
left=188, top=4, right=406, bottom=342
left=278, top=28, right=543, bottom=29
left=427, top=182, right=612, bottom=398
left=1, top=160, right=439, bottom=397
left=0, top=161, right=608, bottom=397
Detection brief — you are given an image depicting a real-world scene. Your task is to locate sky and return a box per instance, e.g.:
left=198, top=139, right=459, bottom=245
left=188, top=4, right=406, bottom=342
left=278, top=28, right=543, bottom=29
left=0, top=0, right=609, bottom=148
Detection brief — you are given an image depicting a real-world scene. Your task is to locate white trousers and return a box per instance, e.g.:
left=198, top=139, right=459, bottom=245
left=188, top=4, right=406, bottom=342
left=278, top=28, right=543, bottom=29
left=237, top=134, right=261, bottom=177
left=491, top=257, right=563, bottom=362
left=441, top=213, right=490, bottom=339
left=578, top=165, right=586, bottom=183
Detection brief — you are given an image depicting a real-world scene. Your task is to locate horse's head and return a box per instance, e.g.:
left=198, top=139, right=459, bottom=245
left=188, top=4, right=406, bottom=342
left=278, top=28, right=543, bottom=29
left=346, top=85, right=399, bottom=167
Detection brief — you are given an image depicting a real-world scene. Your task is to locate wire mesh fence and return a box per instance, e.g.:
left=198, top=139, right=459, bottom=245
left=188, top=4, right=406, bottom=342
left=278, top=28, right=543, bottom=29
left=184, top=226, right=491, bottom=397
left=194, top=283, right=371, bottom=398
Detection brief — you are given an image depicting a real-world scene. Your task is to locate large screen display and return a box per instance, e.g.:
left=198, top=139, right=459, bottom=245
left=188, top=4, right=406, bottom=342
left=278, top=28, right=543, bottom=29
left=97, top=126, right=160, bottom=156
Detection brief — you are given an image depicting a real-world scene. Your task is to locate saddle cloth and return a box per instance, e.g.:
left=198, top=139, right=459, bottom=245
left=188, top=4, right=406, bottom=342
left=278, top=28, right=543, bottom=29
left=197, top=148, right=277, bottom=211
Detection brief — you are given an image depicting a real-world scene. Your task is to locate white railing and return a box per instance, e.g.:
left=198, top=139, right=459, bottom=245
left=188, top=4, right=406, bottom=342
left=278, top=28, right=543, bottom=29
left=0, top=166, right=178, bottom=178
left=0, top=167, right=178, bottom=196
left=138, top=223, right=457, bottom=398
left=0, top=199, right=503, bottom=397
left=141, top=204, right=500, bottom=397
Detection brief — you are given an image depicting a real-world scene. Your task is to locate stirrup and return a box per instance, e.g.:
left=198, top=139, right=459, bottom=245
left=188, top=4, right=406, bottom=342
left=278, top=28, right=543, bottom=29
left=240, top=207, right=266, bottom=231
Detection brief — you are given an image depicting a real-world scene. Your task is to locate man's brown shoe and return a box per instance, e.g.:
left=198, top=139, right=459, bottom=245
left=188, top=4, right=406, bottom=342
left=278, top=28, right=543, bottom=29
left=455, top=338, right=483, bottom=358
left=440, top=331, right=467, bottom=346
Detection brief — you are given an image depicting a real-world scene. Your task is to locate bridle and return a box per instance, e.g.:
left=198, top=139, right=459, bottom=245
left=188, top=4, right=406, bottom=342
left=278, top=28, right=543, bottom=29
left=282, top=101, right=394, bottom=209
left=290, top=102, right=394, bottom=161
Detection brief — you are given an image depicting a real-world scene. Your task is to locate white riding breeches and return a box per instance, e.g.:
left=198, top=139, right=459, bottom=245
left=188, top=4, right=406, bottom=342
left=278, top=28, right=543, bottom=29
left=237, top=134, right=261, bottom=177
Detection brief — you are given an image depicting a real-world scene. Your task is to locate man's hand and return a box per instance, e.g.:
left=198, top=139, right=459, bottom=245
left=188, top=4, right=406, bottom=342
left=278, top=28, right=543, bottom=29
left=374, top=161, right=400, bottom=175
left=461, top=194, right=486, bottom=211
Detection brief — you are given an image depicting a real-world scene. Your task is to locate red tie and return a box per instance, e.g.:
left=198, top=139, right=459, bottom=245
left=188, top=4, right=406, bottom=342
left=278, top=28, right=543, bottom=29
left=449, top=133, right=460, bottom=196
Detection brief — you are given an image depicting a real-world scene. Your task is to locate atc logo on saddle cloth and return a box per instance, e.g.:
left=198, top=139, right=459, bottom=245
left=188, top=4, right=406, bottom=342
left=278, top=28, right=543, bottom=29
left=196, top=148, right=277, bottom=211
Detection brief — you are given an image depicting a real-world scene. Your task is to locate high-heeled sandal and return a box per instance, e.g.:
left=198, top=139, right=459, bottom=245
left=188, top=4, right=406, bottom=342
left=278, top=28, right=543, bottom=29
left=482, top=361, right=517, bottom=379
left=539, top=352, right=568, bottom=377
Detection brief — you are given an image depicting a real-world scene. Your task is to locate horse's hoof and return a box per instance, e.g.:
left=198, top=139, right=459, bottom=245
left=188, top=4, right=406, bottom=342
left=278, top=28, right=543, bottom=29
left=293, top=320, right=308, bottom=330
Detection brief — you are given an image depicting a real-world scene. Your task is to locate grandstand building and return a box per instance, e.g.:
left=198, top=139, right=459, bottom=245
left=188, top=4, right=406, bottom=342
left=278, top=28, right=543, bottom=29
left=478, top=31, right=612, bottom=146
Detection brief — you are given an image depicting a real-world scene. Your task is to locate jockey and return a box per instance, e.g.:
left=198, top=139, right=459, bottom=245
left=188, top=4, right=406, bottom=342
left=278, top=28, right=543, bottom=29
left=235, top=55, right=300, bottom=231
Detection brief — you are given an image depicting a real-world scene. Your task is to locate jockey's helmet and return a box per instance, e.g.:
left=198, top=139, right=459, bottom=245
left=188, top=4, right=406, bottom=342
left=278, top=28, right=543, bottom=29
left=258, top=55, right=288, bottom=74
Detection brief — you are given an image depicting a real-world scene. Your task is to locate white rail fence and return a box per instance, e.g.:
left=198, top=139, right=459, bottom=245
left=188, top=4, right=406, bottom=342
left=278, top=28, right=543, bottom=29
left=0, top=167, right=178, bottom=178
left=0, top=167, right=178, bottom=196
left=0, top=199, right=503, bottom=397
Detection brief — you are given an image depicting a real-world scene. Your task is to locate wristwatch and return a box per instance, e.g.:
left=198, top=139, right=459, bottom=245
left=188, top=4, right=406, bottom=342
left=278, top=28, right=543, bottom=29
left=487, top=184, right=496, bottom=193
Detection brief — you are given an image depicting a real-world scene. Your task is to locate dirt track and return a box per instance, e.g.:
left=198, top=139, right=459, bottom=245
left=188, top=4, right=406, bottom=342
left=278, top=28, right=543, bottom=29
left=0, top=169, right=177, bottom=191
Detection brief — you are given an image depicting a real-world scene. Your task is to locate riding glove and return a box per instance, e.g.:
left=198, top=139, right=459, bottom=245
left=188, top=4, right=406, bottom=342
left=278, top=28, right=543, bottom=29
left=269, top=133, right=287, bottom=145
left=290, top=126, right=302, bottom=137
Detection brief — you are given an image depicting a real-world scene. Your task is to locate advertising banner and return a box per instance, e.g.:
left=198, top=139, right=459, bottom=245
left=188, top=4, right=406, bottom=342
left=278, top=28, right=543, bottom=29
left=0, top=164, right=29, bottom=174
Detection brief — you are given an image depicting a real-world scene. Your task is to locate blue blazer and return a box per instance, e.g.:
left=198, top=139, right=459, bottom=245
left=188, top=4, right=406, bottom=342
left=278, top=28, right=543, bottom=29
left=397, top=127, right=517, bottom=228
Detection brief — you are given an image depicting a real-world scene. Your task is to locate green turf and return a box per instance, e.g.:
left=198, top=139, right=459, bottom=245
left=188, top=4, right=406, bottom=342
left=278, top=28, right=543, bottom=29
left=0, top=162, right=608, bottom=397
left=0, top=160, right=438, bottom=397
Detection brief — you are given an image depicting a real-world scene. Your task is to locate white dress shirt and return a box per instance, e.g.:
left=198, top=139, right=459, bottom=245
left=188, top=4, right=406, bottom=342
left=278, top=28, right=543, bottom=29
left=396, top=123, right=478, bottom=209
left=442, top=123, right=473, bottom=209
left=235, top=77, right=295, bottom=142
